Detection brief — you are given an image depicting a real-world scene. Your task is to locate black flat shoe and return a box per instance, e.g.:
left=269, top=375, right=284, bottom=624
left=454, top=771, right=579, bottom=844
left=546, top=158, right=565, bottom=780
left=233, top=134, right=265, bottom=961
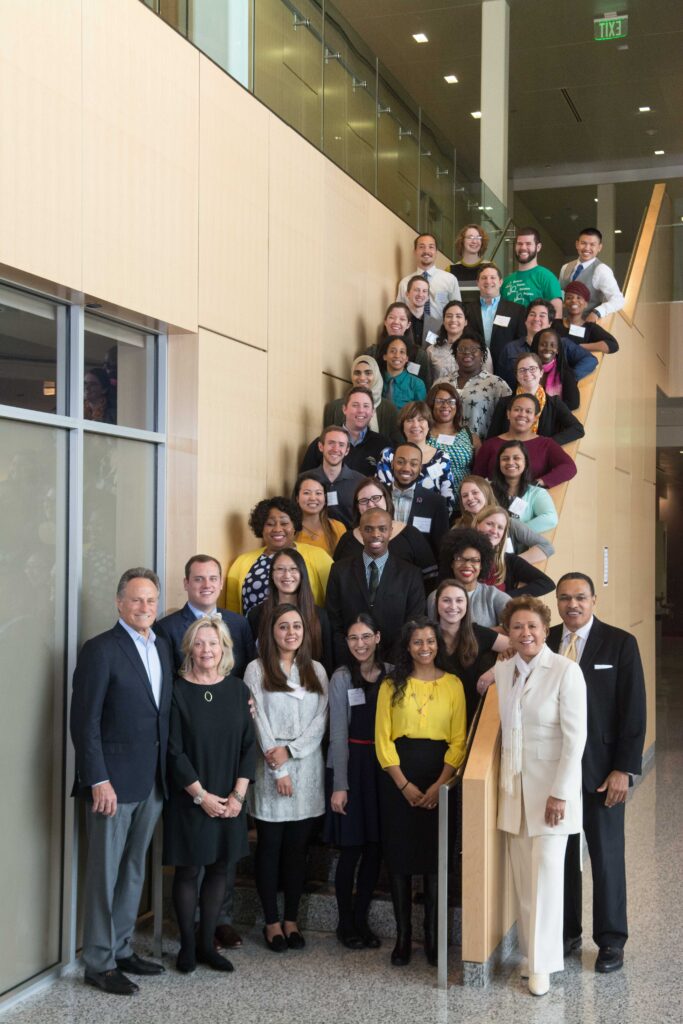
left=263, top=927, right=287, bottom=953
left=197, top=947, right=234, bottom=972
left=176, top=947, right=196, bottom=974
left=84, top=968, right=139, bottom=995
left=336, top=925, right=364, bottom=950
left=116, top=953, right=165, bottom=975
left=356, top=922, right=381, bottom=949
left=595, top=946, right=624, bottom=973
left=390, top=937, right=412, bottom=967
left=284, top=928, right=306, bottom=950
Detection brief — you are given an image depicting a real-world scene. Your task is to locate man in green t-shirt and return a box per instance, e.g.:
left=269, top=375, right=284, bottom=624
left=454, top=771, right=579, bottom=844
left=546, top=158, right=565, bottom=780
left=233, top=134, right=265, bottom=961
left=501, top=227, right=563, bottom=318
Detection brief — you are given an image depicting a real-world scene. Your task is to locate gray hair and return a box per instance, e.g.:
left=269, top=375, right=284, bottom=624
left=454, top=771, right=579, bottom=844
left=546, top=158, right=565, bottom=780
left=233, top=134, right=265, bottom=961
left=180, top=614, right=235, bottom=677
left=116, top=567, right=160, bottom=598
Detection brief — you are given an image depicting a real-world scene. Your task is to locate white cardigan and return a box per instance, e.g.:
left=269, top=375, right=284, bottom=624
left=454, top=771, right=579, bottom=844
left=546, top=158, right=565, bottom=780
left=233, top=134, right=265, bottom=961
left=496, top=645, right=587, bottom=837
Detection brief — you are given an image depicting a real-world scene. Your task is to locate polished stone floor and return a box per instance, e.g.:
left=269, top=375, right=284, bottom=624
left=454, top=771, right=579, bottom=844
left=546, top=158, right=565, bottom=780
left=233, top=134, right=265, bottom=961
left=4, top=639, right=682, bottom=1024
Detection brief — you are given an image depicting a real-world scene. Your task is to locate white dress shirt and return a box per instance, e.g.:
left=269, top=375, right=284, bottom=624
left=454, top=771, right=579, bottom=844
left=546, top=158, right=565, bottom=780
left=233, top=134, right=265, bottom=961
left=397, top=266, right=461, bottom=320
left=560, top=615, right=594, bottom=662
left=559, top=258, right=624, bottom=318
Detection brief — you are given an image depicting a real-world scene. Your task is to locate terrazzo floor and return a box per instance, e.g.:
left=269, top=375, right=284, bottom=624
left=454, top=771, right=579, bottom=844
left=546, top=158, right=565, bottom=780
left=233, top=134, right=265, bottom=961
left=3, top=640, right=682, bottom=1024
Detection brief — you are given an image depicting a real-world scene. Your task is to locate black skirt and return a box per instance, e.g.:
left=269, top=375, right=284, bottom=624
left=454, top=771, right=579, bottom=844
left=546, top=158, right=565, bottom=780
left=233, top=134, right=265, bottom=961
left=379, top=737, right=448, bottom=874
left=323, top=744, right=382, bottom=847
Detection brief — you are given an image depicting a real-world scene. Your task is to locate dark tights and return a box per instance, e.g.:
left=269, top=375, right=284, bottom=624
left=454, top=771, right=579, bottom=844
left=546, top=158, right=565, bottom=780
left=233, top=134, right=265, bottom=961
left=173, top=860, right=228, bottom=954
left=254, top=817, right=315, bottom=924
left=335, top=842, right=382, bottom=929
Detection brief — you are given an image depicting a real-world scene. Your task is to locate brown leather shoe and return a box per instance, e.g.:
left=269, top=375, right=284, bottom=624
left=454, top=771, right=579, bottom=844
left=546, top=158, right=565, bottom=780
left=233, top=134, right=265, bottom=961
left=214, top=924, right=243, bottom=949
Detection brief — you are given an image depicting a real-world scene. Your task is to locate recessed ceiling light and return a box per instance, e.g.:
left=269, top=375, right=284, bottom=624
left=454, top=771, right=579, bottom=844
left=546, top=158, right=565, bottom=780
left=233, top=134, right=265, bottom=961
left=654, top=149, right=665, bottom=155
left=471, top=111, right=482, bottom=119
left=444, top=74, right=458, bottom=84
left=638, top=106, right=651, bottom=113
left=614, top=229, right=622, bottom=234
left=412, top=33, right=428, bottom=43
left=594, top=197, right=599, bottom=203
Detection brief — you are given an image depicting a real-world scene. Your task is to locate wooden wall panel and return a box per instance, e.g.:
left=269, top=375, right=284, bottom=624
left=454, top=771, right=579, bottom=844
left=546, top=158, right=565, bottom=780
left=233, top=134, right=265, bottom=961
left=0, top=0, right=82, bottom=290
left=82, top=0, right=199, bottom=330
left=198, top=58, right=270, bottom=348
left=265, top=116, right=324, bottom=491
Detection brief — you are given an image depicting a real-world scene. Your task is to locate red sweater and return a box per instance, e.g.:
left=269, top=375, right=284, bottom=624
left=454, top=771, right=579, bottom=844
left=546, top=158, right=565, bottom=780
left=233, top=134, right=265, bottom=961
left=473, top=434, right=576, bottom=489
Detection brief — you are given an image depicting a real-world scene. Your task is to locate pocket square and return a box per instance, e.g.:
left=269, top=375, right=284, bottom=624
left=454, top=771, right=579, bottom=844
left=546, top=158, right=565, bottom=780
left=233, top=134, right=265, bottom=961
left=594, top=664, right=613, bottom=670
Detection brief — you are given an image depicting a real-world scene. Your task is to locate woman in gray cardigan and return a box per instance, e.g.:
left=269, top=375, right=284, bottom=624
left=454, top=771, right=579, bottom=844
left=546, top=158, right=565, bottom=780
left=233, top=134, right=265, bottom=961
left=324, top=614, right=390, bottom=950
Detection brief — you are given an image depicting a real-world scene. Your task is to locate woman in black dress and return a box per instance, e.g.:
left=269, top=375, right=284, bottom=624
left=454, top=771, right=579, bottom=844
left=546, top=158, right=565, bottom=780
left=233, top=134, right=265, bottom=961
left=164, top=615, right=256, bottom=974
left=433, top=580, right=510, bottom=726
left=325, top=614, right=389, bottom=949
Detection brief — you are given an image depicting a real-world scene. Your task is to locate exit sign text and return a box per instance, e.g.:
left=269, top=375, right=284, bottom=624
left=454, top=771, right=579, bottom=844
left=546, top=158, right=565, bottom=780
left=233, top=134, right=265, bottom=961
left=594, top=14, right=628, bottom=41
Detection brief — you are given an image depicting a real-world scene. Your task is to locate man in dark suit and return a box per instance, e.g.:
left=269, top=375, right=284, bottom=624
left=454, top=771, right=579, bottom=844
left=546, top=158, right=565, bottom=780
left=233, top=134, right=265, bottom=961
left=155, top=553, right=254, bottom=951
left=465, top=263, right=526, bottom=371
left=70, top=568, right=173, bottom=995
left=326, top=507, right=425, bottom=665
left=548, top=572, right=646, bottom=975
left=156, top=554, right=254, bottom=677
left=389, top=442, right=449, bottom=564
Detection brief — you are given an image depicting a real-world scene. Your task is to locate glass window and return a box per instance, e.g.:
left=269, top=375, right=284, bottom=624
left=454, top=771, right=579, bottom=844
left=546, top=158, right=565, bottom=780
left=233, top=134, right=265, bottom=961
left=81, top=434, right=157, bottom=642
left=0, top=285, right=66, bottom=415
left=0, top=419, right=67, bottom=993
left=84, top=315, right=157, bottom=431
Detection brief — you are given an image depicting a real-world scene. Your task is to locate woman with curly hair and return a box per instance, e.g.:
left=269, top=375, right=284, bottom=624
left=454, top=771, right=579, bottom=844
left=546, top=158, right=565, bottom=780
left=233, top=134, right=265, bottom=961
left=375, top=617, right=466, bottom=967
left=427, top=527, right=511, bottom=627
left=226, top=497, right=332, bottom=614
left=425, top=381, right=477, bottom=496
left=449, top=223, right=490, bottom=296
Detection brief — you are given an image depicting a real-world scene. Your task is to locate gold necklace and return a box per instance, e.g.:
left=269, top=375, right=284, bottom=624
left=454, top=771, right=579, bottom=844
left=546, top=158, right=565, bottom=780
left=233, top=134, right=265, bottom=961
left=410, top=678, right=437, bottom=716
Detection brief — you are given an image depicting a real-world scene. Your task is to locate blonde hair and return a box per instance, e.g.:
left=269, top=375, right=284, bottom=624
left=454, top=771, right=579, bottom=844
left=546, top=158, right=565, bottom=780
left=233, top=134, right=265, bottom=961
left=180, top=614, right=235, bottom=677
left=474, top=504, right=510, bottom=586
left=455, top=475, right=496, bottom=527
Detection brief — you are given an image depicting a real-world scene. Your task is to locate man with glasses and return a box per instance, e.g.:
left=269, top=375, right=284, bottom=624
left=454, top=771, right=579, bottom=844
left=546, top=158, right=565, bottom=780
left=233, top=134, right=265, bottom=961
left=326, top=507, right=425, bottom=665
left=548, top=573, right=646, bottom=976
left=294, top=426, right=364, bottom=527
left=464, top=264, right=526, bottom=372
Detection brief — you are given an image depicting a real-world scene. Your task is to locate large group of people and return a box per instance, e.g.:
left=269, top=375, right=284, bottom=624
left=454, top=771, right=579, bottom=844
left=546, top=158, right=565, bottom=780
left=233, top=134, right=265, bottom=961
left=70, top=225, right=645, bottom=1001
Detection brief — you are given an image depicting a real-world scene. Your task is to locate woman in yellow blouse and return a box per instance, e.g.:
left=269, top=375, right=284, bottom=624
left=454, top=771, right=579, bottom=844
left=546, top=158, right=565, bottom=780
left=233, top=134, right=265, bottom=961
left=375, top=617, right=466, bottom=968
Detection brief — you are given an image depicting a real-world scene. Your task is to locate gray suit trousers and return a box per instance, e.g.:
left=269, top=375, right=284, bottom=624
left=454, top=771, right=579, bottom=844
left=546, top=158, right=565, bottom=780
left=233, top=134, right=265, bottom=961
left=82, top=782, right=163, bottom=972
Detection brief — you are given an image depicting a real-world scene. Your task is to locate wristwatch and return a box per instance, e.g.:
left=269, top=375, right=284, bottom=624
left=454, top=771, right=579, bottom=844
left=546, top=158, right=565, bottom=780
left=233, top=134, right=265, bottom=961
left=193, top=788, right=205, bottom=805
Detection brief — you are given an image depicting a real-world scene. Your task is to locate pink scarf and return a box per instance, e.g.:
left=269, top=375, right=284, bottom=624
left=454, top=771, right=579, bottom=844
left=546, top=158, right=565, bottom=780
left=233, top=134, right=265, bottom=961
left=541, top=359, right=562, bottom=398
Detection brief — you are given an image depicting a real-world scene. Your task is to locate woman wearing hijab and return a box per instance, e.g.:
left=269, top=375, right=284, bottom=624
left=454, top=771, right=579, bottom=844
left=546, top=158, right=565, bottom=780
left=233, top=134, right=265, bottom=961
left=323, top=354, right=401, bottom=443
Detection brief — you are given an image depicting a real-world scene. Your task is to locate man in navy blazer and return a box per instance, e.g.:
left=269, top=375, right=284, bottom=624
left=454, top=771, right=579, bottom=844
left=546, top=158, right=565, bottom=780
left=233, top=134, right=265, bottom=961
left=548, top=572, right=646, bottom=975
left=70, top=568, right=173, bottom=996
left=156, top=554, right=254, bottom=677
left=326, top=508, right=425, bottom=665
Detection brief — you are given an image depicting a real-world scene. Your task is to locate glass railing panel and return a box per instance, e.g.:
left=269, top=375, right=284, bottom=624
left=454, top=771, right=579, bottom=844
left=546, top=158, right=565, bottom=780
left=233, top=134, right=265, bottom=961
left=322, top=16, right=377, bottom=194
left=377, top=74, right=420, bottom=228
left=419, top=124, right=455, bottom=260
left=253, top=0, right=323, bottom=149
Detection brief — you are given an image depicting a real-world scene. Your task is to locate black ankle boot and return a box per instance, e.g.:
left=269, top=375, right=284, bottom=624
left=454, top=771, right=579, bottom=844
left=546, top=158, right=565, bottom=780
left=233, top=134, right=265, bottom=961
left=423, top=873, right=438, bottom=966
left=389, top=874, right=413, bottom=966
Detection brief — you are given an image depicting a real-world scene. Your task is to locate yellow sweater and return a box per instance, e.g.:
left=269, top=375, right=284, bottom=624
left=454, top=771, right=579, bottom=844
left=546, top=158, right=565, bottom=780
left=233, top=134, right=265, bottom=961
left=226, top=542, right=332, bottom=614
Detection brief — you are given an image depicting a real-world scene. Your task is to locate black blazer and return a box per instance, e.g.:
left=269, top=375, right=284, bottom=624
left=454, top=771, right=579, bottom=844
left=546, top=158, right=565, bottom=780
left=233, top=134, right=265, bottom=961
left=156, top=603, right=255, bottom=678
left=486, top=392, right=584, bottom=446
left=300, top=430, right=391, bottom=477
left=465, top=298, right=527, bottom=369
left=70, top=622, right=174, bottom=802
left=404, top=484, right=450, bottom=559
left=548, top=617, right=646, bottom=792
left=503, top=552, right=554, bottom=597
left=326, top=554, right=426, bottom=665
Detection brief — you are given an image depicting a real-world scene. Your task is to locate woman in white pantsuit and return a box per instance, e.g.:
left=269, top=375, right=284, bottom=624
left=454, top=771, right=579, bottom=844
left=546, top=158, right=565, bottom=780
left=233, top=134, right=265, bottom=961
left=496, top=596, right=587, bottom=997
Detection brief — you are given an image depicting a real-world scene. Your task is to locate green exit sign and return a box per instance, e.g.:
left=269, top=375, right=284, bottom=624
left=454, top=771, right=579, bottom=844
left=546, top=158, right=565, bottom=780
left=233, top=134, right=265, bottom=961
left=594, top=14, right=628, bottom=41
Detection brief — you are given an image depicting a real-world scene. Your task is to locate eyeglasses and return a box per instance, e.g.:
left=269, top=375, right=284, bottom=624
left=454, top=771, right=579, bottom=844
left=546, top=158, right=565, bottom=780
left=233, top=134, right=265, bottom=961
left=464, top=234, right=483, bottom=241
left=434, top=398, right=457, bottom=406
left=357, top=494, right=384, bottom=508
left=347, top=633, right=376, bottom=643
left=454, top=555, right=481, bottom=566
left=517, top=367, right=538, bottom=376
left=273, top=567, right=301, bottom=577
left=457, top=347, right=481, bottom=357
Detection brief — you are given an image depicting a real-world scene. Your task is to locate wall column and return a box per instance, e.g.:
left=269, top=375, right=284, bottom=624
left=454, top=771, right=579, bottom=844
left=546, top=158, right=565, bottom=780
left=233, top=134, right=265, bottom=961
left=480, top=0, right=509, bottom=209
left=597, top=182, right=616, bottom=267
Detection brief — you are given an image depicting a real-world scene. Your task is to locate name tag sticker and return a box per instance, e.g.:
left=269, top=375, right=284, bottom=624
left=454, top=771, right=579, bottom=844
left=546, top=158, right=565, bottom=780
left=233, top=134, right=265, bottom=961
left=504, top=537, right=515, bottom=553
left=426, top=464, right=441, bottom=479
left=437, top=433, right=454, bottom=445
left=348, top=688, right=366, bottom=706
left=594, top=664, right=613, bottom=670
left=326, top=491, right=339, bottom=506
left=493, top=314, right=511, bottom=327
left=285, top=686, right=306, bottom=701
left=413, top=516, right=432, bottom=533
left=508, top=496, right=528, bottom=517
left=407, top=361, right=421, bottom=376
left=424, top=331, right=438, bottom=346
left=569, top=324, right=586, bottom=338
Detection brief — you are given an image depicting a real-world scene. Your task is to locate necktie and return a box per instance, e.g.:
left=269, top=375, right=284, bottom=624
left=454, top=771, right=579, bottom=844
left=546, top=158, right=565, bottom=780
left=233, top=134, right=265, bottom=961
left=570, top=263, right=583, bottom=282
left=421, top=270, right=432, bottom=318
left=562, top=632, right=578, bottom=661
left=368, top=560, right=379, bottom=605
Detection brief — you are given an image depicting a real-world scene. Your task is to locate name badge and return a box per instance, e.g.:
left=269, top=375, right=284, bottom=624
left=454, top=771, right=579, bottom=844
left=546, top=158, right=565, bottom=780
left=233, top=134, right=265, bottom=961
left=426, top=463, right=441, bottom=479
left=407, top=361, right=421, bottom=376
left=594, top=664, right=613, bottom=670
left=348, top=688, right=366, bottom=707
left=504, top=537, right=514, bottom=553
left=508, top=496, right=528, bottom=517
left=424, top=330, right=438, bottom=346
left=327, top=491, right=339, bottom=507
left=493, top=314, right=511, bottom=327
left=413, top=515, right=432, bottom=533
left=569, top=324, right=586, bottom=338
left=286, top=685, right=306, bottom=701
left=437, top=433, right=454, bottom=446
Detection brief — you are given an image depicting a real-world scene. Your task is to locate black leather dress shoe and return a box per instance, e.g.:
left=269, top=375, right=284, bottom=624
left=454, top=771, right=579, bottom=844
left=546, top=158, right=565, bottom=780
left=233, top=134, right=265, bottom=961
left=336, top=925, right=364, bottom=950
left=390, top=937, right=412, bottom=967
left=595, top=946, right=624, bottom=973
left=563, top=935, right=582, bottom=957
left=115, top=953, right=165, bottom=975
left=356, top=922, right=381, bottom=949
left=85, top=968, right=139, bottom=995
